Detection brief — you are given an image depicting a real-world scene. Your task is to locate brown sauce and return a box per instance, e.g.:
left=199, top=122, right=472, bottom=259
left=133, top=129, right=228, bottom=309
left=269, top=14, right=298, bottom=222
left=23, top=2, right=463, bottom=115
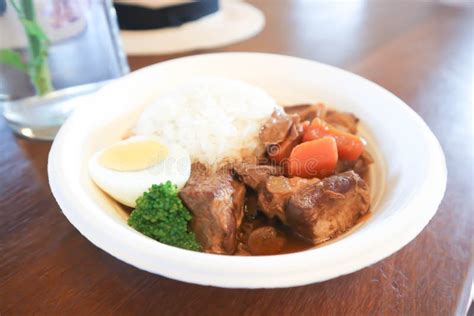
left=237, top=209, right=373, bottom=256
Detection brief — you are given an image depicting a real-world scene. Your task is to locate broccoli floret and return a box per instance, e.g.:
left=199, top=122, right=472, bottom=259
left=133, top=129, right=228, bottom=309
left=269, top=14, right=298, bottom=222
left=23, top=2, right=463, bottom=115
left=128, top=181, right=201, bottom=251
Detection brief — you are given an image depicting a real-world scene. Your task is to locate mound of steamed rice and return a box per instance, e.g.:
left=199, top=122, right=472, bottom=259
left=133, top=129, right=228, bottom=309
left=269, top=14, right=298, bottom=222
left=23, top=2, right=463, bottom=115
left=134, top=77, right=279, bottom=165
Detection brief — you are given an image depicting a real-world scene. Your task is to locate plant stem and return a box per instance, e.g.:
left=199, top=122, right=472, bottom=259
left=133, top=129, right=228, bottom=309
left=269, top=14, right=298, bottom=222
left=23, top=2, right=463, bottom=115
left=15, top=0, right=54, bottom=96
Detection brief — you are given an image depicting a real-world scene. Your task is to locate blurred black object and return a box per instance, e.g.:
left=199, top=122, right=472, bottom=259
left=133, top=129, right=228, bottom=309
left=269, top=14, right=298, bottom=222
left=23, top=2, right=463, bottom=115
left=0, top=0, right=6, bottom=16
left=114, top=0, right=219, bottom=30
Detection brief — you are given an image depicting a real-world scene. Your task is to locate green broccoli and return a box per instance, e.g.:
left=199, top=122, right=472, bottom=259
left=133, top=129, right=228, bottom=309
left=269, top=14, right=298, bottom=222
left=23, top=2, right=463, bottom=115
left=128, top=181, right=201, bottom=251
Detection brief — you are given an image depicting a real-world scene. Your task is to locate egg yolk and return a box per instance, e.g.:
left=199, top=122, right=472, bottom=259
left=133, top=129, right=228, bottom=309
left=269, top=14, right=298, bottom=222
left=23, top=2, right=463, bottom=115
left=99, top=140, right=169, bottom=171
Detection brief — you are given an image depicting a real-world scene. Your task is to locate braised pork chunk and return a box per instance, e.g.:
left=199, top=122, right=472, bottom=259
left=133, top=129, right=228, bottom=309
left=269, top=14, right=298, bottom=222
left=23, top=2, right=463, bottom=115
left=286, top=171, right=370, bottom=244
left=233, top=163, right=284, bottom=190
left=180, top=163, right=245, bottom=254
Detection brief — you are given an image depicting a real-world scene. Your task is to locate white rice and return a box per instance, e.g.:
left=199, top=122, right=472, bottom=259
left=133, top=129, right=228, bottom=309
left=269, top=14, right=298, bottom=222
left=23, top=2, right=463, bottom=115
left=134, top=77, right=279, bottom=165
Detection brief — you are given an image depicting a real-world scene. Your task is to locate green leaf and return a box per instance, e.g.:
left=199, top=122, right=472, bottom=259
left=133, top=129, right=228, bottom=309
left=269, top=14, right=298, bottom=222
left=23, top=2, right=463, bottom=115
left=0, top=49, right=27, bottom=72
left=20, top=18, right=49, bottom=42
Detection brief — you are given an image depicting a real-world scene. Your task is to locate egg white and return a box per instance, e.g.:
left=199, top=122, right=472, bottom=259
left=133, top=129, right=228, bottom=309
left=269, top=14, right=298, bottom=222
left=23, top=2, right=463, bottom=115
left=89, top=136, right=191, bottom=207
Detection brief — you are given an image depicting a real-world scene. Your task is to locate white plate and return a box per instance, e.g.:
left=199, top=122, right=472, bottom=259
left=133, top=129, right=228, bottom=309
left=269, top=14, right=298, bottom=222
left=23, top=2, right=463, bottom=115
left=48, top=53, right=447, bottom=288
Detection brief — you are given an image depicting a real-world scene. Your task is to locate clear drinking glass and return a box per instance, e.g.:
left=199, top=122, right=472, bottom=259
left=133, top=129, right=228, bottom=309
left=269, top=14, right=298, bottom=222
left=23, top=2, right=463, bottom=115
left=0, top=0, right=129, bottom=140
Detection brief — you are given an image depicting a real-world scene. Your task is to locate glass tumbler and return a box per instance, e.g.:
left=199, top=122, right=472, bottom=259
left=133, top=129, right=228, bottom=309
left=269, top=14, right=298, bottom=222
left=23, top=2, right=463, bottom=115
left=0, top=0, right=129, bottom=140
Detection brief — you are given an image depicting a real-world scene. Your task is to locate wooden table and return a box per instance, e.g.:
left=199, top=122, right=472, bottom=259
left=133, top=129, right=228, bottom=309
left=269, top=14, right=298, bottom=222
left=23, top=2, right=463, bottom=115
left=1, top=1, right=473, bottom=314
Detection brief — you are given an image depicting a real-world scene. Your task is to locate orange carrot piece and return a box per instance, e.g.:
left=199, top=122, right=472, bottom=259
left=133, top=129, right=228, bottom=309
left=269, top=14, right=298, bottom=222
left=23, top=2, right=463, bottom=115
left=303, top=118, right=364, bottom=160
left=288, top=137, right=338, bottom=178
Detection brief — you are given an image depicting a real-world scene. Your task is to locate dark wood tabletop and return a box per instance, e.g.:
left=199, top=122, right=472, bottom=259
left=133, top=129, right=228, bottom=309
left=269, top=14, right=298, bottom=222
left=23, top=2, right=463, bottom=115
left=1, top=1, right=473, bottom=315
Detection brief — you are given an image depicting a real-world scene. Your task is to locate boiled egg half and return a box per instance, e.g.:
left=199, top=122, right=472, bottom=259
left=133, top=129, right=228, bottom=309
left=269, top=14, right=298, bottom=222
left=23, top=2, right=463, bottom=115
left=89, top=135, right=191, bottom=207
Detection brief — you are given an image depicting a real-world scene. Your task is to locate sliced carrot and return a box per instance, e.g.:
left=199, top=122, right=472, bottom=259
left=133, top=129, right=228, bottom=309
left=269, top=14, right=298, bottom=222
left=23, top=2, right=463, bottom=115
left=333, top=131, right=365, bottom=160
left=303, top=118, right=364, bottom=160
left=302, top=118, right=329, bottom=142
left=288, top=137, right=338, bottom=178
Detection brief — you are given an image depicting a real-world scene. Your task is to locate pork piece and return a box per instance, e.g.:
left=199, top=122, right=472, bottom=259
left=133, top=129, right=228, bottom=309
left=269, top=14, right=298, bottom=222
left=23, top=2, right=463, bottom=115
left=286, top=171, right=370, bottom=244
left=260, top=110, right=300, bottom=145
left=258, top=176, right=320, bottom=223
left=233, top=163, right=284, bottom=190
left=266, top=120, right=305, bottom=165
left=283, top=103, right=327, bottom=122
left=179, top=163, right=246, bottom=254
left=247, top=226, right=287, bottom=255
left=235, top=162, right=319, bottom=223
left=259, top=109, right=305, bottom=165
left=336, top=150, right=374, bottom=180
left=325, top=110, right=359, bottom=134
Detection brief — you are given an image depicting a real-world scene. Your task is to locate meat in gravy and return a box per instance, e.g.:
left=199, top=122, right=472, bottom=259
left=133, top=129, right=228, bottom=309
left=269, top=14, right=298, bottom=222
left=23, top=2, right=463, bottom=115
left=181, top=103, right=372, bottom=255
left=179, top=163, right=246, bottom=254
left=286, top=171, right=370, bottom=244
